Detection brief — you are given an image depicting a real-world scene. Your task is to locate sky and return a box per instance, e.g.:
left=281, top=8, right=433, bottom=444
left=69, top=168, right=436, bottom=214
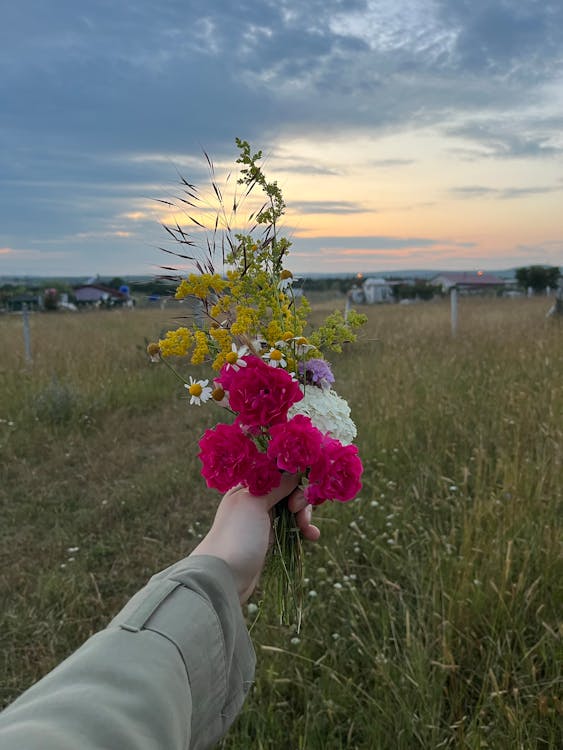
left=1, top=0, right=562, bottom=277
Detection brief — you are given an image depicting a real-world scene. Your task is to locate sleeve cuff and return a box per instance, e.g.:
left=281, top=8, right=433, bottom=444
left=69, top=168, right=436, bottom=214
left=110, top=555, right=255, bottom=750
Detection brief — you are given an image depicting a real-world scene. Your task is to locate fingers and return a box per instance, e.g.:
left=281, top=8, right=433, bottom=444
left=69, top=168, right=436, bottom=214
left=295, top=504, right=321, bottom=542
left=287, top=487, right=308, bottom=513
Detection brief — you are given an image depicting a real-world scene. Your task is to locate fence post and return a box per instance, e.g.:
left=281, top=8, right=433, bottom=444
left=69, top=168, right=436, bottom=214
left=22, top=303, right=32, bottom=363
left=344, top=292, right=351, bottom=323
left=450, top=287, right=458, bottom=336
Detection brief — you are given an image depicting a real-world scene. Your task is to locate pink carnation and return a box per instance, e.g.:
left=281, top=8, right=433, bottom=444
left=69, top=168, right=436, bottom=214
left=198, top=422, right=259, bottom=493
left=216, top=355, right=261, bottom=393
left=246, top=452, right=282, bottom=496
left=267, top=414, right=323, bottom=473
left=306, top=435, right=363, bottom=505
left=226, top=355, right=303, bottom=432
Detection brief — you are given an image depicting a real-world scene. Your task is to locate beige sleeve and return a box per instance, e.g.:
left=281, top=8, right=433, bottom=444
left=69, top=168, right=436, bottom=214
left=0, top=555, right=256, bottom=750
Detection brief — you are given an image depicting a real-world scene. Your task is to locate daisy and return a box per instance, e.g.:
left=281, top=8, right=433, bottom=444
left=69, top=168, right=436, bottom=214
left=224, top=343, right=249, bottom=371
left=263, top=347, right=287, bottom=368
left=185, top=377, right=212, bottom=406
left=292, top=336, right=316, bottom=357
left=277, top=269, right=294, bottom=292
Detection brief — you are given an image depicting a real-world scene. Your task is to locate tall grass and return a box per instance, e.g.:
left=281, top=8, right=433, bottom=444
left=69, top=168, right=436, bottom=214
left=1, top=297, right=561, bottom=748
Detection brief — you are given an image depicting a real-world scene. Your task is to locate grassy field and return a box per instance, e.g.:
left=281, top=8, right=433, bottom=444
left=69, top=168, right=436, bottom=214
left=1, top=297, right=561, bottom=748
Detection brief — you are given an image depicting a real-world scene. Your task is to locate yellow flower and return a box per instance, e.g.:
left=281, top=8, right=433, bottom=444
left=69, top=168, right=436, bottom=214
left=191, top=331, right=210, bottom=364
left=175, top=273, right=228, bottom=300
left=231, top=306, right=257, bottom=336
left=265, top=320, right=283, bottom=345
left=210, top=327, right=232, bottom=352
left=212, top=352, right=226, bottom=370
left=158, top=327, right=193, bottom=358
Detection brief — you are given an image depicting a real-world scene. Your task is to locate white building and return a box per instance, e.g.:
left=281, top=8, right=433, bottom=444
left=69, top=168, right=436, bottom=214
left=362, top=277, right=393, bottom=304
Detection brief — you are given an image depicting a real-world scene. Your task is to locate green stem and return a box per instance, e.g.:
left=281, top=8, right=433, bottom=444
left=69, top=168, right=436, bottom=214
left=161, top=356, right=188, bottom=385
left=267, top=499, right=304, bottom=632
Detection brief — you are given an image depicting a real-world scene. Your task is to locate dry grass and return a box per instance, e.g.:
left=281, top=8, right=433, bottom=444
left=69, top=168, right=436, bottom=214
left=1, top=297, right=561, bottom=748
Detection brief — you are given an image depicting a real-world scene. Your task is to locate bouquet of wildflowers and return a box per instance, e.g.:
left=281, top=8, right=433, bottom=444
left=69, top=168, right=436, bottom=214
left=148, top=140, right=366, bottom=626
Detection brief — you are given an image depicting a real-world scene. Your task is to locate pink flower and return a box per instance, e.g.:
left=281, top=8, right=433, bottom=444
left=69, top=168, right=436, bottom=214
left=216, top=355, right=261, bottom=393
left=198, top=422, right=259, bottom=492
left=226, top=355, right=303, bottom=432
left=306, top=436, right=363, bottom=505
left=246, top=453, right=282, bottom=496
left=267, top=415, right=323, bottom=473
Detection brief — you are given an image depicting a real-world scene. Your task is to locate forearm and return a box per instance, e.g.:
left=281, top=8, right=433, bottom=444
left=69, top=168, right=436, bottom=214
left=0, top=556, right=255, bottom=750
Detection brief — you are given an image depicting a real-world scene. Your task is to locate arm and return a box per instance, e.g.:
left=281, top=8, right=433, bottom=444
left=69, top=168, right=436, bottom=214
left=0, top=476, right=319, bottom=750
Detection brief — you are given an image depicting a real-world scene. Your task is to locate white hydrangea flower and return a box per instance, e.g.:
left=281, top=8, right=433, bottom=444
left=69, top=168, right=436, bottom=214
left=287, top=386, right=357, bottom=445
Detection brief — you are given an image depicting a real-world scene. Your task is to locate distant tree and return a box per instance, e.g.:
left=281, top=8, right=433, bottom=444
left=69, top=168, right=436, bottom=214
left=515, top=265, right=560, bottom=293
left=392, top=281, right=441, bottom=301
left=107, top=276, right=126, bottom=290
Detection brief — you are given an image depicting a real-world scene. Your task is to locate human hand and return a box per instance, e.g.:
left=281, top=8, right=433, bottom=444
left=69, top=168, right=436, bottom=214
left=190, top=474, right=320, bottom=603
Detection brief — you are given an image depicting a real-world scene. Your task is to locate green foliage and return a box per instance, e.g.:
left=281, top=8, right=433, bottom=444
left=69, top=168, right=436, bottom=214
left=515, top=265, right=560, bottom=292
left=309, top=309, right=367, bottom=352
left=32, top=377, right=80, bottom=425
left=107, top=277, right=126, bottom=290
left=235, top=138, right=286, bottom=229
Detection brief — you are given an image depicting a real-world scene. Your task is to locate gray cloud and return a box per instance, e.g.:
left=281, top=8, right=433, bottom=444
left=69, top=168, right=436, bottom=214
left=450, top=184, right=561, bottom=200
left=445, top=118, right=563, bottom=160
left=295, top=235, right=475, bottom=250
left=369, top=159, right=416, bottom=168
left=2, top=0, right=563, bottom=274
left=291, top=201, right=370, bottom=214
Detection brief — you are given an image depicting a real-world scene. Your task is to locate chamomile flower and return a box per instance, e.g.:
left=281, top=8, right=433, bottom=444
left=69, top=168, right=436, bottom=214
left=224, top=343, right=249, bottom=371
left=185, top=377, right=212, bottom=406
left=263, top=348, right=287, bottom=368
left=292, top=336, right=316, bottom=357
left=278, top=269, right=294, bottom=292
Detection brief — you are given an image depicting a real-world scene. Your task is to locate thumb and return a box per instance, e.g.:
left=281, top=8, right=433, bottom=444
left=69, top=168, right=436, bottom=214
left=261, top=473, right=300, bottom=510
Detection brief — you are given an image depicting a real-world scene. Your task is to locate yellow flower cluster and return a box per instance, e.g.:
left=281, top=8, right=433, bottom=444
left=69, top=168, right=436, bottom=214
left=175, top=273, right=228, bottom=300
left=191, top=331, right=210, bottom=365
left=158, top=327, right=193, bottom=358
left=231, top=305, right=259, bottom=336
left=210, top=327, right=234, bottom=369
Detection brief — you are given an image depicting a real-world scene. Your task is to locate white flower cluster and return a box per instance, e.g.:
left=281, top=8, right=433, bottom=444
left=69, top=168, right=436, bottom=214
left=288, top=386, right=357, bottom=445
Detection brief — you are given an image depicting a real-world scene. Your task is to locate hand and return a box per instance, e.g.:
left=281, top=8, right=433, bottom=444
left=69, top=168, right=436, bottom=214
left=190, top=474, right=320, bottom=603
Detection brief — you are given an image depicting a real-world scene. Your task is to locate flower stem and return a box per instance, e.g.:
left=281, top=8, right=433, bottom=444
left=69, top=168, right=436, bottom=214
left=267, top=499, right=304, bottom=632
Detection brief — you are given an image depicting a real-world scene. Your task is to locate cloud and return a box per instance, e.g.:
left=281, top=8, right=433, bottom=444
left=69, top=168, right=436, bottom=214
left=294, top=235, right=475, bottom=250
left=2, top=1, right=563, bottom=275
left=445, top=117, right=563, bottom=160
left=450, top=184, right=561, bottom=199
left=369, top=158, right=416, bottom=168
left=291, top=200, right=370, bottom=215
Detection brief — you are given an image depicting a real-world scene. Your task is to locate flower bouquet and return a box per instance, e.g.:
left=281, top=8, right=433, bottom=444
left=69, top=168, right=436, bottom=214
left=148, top=140, right=366, bottom=627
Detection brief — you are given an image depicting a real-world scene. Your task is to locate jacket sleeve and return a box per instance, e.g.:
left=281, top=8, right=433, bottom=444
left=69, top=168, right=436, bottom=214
left=0, top=555, right=256, bottom=750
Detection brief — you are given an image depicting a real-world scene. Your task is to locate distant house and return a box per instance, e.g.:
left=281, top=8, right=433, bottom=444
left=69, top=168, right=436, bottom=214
left=362, top=277, right=394, bottom=304
left=430, top=272, right=506, bottom=294
left=74, top=284, right=129, bottom=305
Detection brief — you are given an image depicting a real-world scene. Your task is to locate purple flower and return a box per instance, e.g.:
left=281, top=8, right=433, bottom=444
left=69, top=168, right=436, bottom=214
left=298, top=358, right=335, bottom=388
